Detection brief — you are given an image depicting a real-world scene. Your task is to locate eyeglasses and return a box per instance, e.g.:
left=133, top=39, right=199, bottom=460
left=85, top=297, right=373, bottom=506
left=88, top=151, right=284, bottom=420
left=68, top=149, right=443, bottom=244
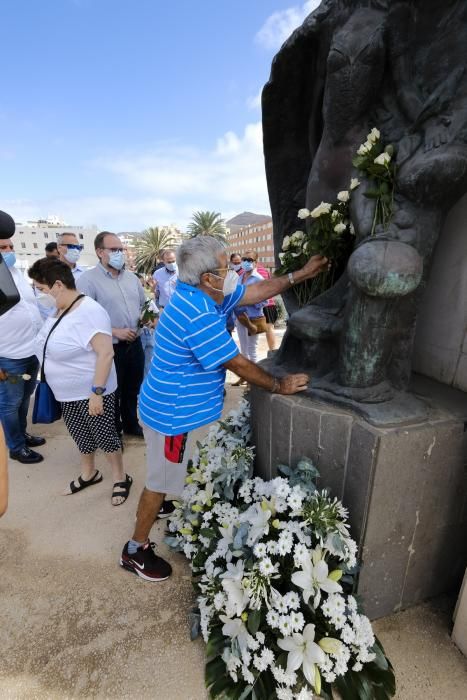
left=60, top=243, right=83, bottom=251
left=241, top=258, right=255, bottom=263
left=101, top=247, right=124, bottom=253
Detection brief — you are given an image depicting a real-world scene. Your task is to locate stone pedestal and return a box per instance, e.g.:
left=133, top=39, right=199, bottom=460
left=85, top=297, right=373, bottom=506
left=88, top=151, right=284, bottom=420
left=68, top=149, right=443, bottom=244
left=250, top=382, right=467, bottom=619
left=452, top=569, right=467, bottom=657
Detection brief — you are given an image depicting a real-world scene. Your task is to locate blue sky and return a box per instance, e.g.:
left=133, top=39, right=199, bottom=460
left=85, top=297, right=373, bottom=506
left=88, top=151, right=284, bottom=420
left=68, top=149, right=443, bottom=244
left=1, top=0, right=319, bottom=230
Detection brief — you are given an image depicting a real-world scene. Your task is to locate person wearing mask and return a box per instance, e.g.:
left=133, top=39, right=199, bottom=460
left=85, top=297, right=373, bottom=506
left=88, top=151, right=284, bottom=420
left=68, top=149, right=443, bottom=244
left=234, top=250, right=266, bottom=370
left=30, top=258, right=132, bottom=505
left=256, top=259, right=279, bottom=352
left=152, top=249, right=178, bottom=310
left=0, top=239, right=45, bottom=464
left=57, top=232, right=87, bottom=280
left=119, top=236, right=328, bottom=581
left=45, top=242, right=60, bottom=259
left=76, top=232, right=146, bottom=438
left=229, top=252, right=243, bottom=273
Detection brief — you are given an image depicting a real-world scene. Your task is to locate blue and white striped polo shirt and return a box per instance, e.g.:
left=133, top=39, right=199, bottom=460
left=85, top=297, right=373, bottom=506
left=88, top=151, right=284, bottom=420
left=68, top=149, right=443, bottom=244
left=138, top=281, right=244, bottom=436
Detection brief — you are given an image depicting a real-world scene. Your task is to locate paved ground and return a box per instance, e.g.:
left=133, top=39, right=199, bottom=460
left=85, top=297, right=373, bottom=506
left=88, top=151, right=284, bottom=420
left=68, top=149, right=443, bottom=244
left=1, top=330, right=466, bottom=699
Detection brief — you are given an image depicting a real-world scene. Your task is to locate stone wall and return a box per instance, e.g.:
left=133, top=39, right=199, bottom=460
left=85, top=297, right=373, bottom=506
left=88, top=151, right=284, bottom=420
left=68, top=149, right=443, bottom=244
left=413, top=194, right=467, bottom=391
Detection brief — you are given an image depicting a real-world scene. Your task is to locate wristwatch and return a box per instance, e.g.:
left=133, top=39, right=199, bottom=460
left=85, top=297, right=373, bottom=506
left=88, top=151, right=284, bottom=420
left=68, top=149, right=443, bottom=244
left=91, top=386, right=106, bottom=395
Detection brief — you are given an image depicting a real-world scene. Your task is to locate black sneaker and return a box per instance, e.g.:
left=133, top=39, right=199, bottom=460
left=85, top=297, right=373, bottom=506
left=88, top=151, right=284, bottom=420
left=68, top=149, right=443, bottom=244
left=157, top=500, right=176, bottom=519
left=9, top=447, right=44, bottom=464
left=120, top=540, right=172, bottom=581
left=25, top=432, right=46, bottom=448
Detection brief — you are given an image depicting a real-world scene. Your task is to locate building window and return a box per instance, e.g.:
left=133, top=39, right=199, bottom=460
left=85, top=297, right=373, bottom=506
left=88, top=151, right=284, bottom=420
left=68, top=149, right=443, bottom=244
left=33, top=242, right=38, bottom=249
left=79, top=234, right=84, bottom=239
left=21, top=242, right=26, bottom=249
left=44, top=232, right=48, bottom=239
left=31, top=230, right=36, bottom=234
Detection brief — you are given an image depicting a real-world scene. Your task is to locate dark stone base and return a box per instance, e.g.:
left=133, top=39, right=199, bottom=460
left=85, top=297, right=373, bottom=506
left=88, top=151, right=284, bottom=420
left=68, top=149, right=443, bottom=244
left=250, top=382, right=467, bottom=619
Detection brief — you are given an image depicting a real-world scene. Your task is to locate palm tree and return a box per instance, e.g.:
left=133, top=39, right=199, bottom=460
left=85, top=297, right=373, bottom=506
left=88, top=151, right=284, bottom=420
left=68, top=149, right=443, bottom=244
left=186, top=211, right=227, bottom=242
left=134, top=226, right=177, bottom=274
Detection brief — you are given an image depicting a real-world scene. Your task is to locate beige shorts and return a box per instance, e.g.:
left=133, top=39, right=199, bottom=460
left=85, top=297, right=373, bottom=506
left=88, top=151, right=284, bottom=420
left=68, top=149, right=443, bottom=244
left=142, top=423, right=194, bottom=496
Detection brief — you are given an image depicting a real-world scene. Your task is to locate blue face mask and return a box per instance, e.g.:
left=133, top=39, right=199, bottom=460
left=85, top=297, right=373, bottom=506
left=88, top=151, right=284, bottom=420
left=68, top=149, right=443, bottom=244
left=3, top=252, right=16, bottom=268
left=242, top=261, right=254, bottom=272
left=108, top=251, right=125, bottom=270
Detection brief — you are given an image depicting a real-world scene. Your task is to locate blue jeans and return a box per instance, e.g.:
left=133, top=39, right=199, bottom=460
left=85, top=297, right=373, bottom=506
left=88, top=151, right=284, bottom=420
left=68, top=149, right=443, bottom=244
left=0, top=355, right=39, bottom=452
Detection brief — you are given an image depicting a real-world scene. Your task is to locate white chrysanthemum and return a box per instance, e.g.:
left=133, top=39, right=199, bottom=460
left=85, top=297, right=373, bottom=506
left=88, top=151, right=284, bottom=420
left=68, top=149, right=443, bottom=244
left=285, top=591, right=300, bottom=611
left=266, top=609, right=280, bottom=628
left=278, top=530, right=294, bottom=556
left=259, top=556, right=277, bottom=576
left=254, top=542, right=267, bottom=558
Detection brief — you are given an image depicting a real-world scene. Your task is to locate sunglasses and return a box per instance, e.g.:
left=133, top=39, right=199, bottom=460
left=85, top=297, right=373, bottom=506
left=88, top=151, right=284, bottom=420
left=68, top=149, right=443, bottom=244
left=242, top=258, right=255, bottom=263
left=61, top=243, right=83, bottom=251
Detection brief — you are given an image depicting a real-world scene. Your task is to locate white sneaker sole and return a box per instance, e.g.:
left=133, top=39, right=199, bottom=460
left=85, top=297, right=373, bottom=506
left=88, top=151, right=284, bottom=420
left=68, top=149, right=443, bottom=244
left=119, top=558, right=171, bottom=582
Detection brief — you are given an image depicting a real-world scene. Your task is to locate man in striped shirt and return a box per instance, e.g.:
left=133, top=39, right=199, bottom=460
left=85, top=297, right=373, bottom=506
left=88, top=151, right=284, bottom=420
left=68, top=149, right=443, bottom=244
left=120, top=236, right=328, bottom=581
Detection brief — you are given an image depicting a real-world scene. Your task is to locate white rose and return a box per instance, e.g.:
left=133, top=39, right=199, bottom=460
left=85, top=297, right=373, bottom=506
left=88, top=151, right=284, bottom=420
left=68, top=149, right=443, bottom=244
left=350, top=178, right=360, bottom=190
left=357, top=144, right=369, bottom=156
left=374, top=152, right=391, bottom=166
left=291, top=230, right=304, bottom=242
left=349, top=222, right=355, bottom=236
left=297, top=208, right=310, bottom=219
left=337, top=190, right=349, bottom=203
left=334, top=222, right=347, bottom=234
left=282, top=235, right=291, bottom=250
left=22, top=374, right=32, bottom=380
left=331, top=209, right=339, bottom=220
left=310, top=201, right=332, bottom=218
left=279, top=252, right=286, bottom=262
left=368, top=127, right=380, bottom=143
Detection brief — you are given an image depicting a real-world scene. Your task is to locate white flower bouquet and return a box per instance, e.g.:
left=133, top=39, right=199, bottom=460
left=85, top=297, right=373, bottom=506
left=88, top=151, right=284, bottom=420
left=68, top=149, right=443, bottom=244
left=167, top=401, right=395, bottom=700
left=352, top=127, right=396, bottom=234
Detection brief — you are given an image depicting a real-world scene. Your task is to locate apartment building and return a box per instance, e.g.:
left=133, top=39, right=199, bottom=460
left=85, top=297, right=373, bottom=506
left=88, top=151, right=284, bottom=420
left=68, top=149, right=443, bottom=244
left=14, top=216, right=98, bottom=271
left=227, top=217, right=275, bottom=273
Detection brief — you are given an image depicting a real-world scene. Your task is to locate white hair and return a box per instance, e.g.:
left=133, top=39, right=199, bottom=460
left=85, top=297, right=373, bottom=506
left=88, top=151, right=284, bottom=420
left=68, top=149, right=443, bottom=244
left=177, top=236, right=226, bottom=286
left=57, top=232, right=78, bottom=245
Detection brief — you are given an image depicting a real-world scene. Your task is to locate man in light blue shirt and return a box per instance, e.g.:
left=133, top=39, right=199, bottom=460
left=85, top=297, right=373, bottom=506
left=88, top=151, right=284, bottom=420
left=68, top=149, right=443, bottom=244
left=120, top=236, right=328, bottom=582
left=152, top=249, right=178, bottom=308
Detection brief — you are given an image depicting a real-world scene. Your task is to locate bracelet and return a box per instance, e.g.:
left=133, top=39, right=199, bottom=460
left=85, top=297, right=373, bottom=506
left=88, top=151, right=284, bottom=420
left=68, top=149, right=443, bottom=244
left=288, top=272, right=295, bottom=286
left=270, top=377, right=280, bottom=393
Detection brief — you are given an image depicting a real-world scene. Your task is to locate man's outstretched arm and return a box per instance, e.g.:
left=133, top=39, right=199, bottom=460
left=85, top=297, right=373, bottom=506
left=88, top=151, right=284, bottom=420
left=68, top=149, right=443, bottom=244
left=240, top=254, right=328, bottom=306
left=224, top=353, right=309, bottom=395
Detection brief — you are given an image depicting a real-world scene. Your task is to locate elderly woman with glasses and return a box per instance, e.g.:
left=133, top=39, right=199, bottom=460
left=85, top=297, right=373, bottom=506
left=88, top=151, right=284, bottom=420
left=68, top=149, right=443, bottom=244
left=233, top=250, right=266, bottom=367
left=29, top=258, right=133, bottom=506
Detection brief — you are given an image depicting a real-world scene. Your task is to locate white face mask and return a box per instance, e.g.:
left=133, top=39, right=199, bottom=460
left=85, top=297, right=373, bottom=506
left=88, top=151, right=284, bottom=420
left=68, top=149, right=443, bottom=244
left=64, top=248, right=81, bottom=264
left=222, top=270, right=240, bottom=296
left=36, top=292, right=56, bottom=308
left=230, top=263, right=242, bottom=272
left=165, top=262, right=177, bottom=272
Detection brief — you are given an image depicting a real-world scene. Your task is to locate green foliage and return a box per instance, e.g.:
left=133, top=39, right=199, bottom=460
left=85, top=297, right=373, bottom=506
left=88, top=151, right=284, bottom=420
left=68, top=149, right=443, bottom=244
left=187, top=210, right=228, bottom=242
left=134, top=226, right=177, bottom=273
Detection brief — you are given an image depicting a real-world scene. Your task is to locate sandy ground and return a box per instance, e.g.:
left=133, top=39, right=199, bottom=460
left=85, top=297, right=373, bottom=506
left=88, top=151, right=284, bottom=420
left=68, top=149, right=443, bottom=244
left=1, top=330, right=466, bottom=699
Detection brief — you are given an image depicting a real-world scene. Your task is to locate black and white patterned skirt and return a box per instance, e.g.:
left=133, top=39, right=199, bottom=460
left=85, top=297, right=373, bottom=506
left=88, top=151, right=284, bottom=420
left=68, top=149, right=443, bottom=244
left=61, top=391, right=122, bottom=455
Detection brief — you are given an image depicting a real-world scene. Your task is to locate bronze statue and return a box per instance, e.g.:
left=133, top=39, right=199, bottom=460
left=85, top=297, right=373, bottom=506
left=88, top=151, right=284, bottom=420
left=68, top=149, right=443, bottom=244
left=263, top=0, right=467, bottom=422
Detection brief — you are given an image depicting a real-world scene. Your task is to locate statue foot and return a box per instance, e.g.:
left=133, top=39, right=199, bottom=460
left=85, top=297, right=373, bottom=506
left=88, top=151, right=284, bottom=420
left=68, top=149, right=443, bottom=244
left=312, top=375, right=394, bottom=403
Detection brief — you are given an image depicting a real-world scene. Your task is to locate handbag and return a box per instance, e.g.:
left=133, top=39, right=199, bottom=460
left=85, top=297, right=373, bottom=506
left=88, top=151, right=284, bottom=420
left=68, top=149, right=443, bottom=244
left=237, top=312, right=268, bottom=336
left=32, top=294, right=85, bottom=424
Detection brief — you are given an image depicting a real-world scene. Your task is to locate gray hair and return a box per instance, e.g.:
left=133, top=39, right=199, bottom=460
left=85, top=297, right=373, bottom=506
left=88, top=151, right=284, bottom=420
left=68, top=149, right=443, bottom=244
left=57, top=232, right=78, bottom=245
left=177, top=236, right=226, bottom=286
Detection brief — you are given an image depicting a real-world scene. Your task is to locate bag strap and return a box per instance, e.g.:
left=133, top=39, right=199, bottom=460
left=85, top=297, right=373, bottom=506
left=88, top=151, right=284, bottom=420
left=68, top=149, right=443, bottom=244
left=41, top=294, right=85, bottom=382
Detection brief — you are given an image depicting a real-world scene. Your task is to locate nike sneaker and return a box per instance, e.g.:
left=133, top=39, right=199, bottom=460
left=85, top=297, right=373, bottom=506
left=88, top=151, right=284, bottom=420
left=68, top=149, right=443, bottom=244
left=120, top=540, right=172, bottom=581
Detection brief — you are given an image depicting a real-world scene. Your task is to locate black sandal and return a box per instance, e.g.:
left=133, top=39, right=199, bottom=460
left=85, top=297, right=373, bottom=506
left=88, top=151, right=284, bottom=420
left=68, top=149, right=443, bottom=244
left=67, top=470, right=103, bottom=494
left=111, top=474, right=133, bottom=506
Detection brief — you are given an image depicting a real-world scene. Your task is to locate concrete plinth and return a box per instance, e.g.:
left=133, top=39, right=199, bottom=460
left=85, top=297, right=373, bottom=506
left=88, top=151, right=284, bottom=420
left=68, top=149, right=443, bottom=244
left=250, top=384, right=467, bottom=619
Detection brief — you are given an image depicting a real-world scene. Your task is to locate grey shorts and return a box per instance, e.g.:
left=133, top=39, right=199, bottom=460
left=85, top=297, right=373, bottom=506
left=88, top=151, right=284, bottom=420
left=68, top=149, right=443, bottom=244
left=142, top=423, right=194, bottom=496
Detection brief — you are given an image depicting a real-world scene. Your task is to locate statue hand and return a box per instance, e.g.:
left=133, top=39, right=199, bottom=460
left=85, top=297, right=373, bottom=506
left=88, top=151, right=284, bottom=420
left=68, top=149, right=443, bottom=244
left=278, top=373, right=310, bottom=394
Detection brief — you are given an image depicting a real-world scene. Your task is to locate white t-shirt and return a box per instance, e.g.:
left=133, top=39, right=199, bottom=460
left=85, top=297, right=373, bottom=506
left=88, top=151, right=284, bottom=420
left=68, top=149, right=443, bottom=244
left=0, top=267, right=43, bottom=359
left=35, top=296, right=118, bottom=402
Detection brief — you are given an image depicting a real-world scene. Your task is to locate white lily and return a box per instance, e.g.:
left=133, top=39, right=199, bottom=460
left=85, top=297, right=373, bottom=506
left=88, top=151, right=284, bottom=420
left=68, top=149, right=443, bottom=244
left=220, top=561, right=250, bottom=617
left=244, top=503, right=272, bottom=546
left=278, top=623, right=325, bottom=689
left=220, top=616, right=251, bottom=655
left=291, top=547, right=342, bottom=607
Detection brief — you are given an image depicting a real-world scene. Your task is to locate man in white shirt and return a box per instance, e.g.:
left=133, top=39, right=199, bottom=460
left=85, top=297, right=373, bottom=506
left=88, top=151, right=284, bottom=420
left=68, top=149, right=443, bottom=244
left=0, top=239, right=45, bottom=463
left=152, top=249, right=178, bottom=309
left=57, top=232, right=87, bottom=280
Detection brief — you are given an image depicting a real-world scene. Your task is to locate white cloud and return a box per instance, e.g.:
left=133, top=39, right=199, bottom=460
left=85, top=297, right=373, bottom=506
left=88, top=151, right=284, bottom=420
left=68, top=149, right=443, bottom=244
left=255, top=0, right=321, bottom=51
left=2, top=121, right=270, bottom=231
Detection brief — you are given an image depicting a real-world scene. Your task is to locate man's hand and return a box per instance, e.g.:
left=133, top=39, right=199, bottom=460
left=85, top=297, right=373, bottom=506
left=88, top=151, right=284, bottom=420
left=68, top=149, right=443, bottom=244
left=113, top=328, right=137, bottom=342
left=277, top=374, right=310, bottom=394
left=299, top=254, right=329, bottom=280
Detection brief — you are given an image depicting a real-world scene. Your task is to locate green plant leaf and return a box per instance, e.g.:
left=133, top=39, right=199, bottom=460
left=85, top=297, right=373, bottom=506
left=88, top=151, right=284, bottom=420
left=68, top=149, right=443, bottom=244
left=247, top=609, right=261, bottom=635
